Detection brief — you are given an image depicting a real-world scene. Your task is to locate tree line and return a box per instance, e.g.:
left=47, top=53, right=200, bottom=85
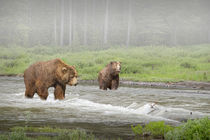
left=0, top=0, right=210, bottom=48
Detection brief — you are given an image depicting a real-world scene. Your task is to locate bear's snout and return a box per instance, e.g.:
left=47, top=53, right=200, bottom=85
left=68, top=77, right=78, bottom=86
left=116, top=64, right=121, bottom=72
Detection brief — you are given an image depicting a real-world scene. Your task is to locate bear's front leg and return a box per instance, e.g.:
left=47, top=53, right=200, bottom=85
left=37, top=87, right=49, bottom=100
left=54, top=84, right=66, bottom=100
left=111, top=79, right=119, bottom=90
left=111, top=75, right=119, bottom=90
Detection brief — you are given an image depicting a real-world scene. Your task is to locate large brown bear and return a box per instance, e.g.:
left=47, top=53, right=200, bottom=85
left=98, top=61, right=121, bottom=90
left=24, top=58, right=78, bottom=100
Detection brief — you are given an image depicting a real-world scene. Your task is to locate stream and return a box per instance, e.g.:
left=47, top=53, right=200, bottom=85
left=0, top=76, right=209, bottom=139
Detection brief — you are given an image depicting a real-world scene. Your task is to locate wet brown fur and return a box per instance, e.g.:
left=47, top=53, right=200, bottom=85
left=24, top=58, right=78, bottom=100
left=98, top=61, right=121, bottom=90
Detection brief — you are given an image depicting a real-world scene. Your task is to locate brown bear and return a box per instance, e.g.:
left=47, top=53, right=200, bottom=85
left=98, top=61, right=121, bottom=90
left=24, top=58, right=78, bottom=100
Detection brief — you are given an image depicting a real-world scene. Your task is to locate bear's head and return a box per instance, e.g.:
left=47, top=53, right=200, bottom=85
left=59, top=65, right=78, bottom=86
left=110, top=61, right=121, bottom=75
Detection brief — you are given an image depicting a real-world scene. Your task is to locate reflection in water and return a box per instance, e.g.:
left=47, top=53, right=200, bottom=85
left=0, top=76, right=210, bottom=138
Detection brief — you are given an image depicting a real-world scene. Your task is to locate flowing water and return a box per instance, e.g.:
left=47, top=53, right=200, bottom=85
left=0, top=76, right=210, bottom=139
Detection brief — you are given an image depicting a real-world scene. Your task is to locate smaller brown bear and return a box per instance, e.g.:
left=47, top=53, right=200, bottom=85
left=98, top=61, right=121, bottom=90
left=24, top=58, right=78, bottom=100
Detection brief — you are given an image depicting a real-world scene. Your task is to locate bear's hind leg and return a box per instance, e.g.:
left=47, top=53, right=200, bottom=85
left=102, top=87, right=107, bottom=90
left=99, top=84, right=105, bottom=90
left=100, top=86, right=107, bottom=90
left=101, top=81, right=108, bottom=90
left=25, top=84, right=36, bottom=98
left=25, top=89, right=36, bottom=98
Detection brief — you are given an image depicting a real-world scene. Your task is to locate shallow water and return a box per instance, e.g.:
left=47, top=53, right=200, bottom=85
left=0, top=76, right=209, bottom=139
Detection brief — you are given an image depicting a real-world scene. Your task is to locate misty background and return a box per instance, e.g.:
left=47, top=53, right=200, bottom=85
left=0, top=0, right=210, bottom=48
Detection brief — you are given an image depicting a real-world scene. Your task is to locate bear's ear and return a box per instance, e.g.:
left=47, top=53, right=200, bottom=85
left=62, top=67, right=67, bottom=73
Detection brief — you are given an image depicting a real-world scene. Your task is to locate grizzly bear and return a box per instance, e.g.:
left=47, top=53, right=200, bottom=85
left=98, top=61, right=121, bottom=90
left=24, top=58, right=78, bottom=100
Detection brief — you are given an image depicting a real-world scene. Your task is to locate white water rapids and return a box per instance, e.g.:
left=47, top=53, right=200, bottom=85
left=0, top=76, right=209, bottom=138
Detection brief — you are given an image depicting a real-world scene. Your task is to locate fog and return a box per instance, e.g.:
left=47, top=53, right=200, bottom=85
left=0, top=0, right=210, bottom=48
